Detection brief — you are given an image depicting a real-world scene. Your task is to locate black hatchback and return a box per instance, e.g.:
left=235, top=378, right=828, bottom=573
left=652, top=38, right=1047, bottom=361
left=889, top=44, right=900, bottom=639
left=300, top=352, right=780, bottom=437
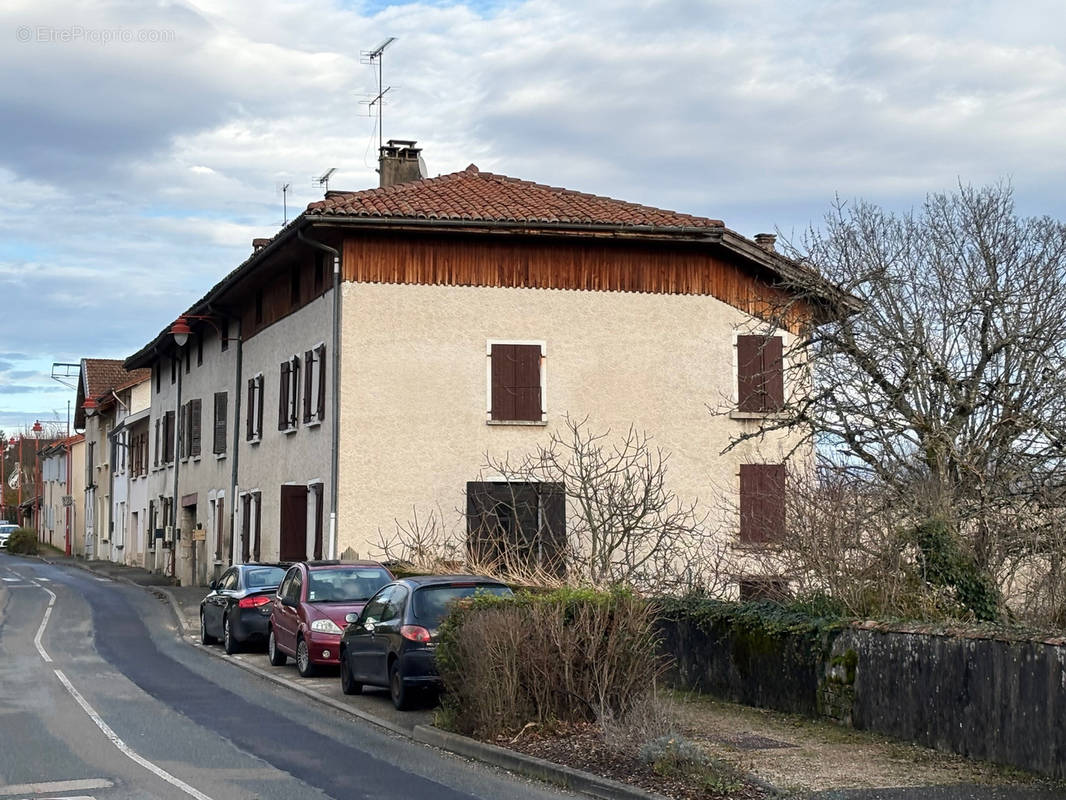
left=200, top=563, right=289, bottom=654
left=338, top=575, right=512, bottom=709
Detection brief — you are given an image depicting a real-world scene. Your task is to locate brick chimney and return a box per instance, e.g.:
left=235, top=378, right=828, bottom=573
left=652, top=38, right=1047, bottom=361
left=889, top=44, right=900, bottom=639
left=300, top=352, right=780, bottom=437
left=252, top=238, right=270, bottom=253
left=754, top=233, right=777, bottom=252
left=378, top=139, right=427, bottom=188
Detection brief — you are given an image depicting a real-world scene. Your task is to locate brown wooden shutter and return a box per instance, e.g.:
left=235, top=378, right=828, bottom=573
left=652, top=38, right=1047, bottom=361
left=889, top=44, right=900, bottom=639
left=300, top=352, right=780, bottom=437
left=215, top=497, right=224, bottom=560
left=252, top=492, right=262, bottom=562
left=164, top=411, right=175, bottom=462
left=739, top=464, right=786, bottom=543
left=246, top=379, right=254, bottom=440
left=514, top=344, right=542, bottom=421
left=312, top=483, right=324, bottom=559
left=737, top=335, right=784, bottom=412
left=241, top=494, right=251, bottom=562
left=256, top=376, right=264, bottom=438
left=213, top=392, right=227, bottom=454
left=303, top=350, right=314, bottom=423
left=279, top=485, right=307, bottom=562
left=316, top=344, right=326, bottom=421
left=278, top=361, right=290, bottom=430
left=290, top=355, right=301, bottom=428
left=190, top=398, right=202, bottom=457
left=154, top=419, right=159, bottom=467
left=177, top=404, right=186, bottom=459
left=490, top=345, right=515, bottom=421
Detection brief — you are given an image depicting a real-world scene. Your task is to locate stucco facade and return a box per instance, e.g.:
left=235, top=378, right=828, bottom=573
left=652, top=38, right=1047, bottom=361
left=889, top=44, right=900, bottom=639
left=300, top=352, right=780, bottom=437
left=336, top=281, right=797, bottom=560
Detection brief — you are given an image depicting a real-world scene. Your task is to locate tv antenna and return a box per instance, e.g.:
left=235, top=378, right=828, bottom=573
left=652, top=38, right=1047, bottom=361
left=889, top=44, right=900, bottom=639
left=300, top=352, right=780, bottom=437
left=312, top=168, right=337, bottom=194
left=361, top=37, right=396, bottom=151
left=276, top=182, right=292, bottom=223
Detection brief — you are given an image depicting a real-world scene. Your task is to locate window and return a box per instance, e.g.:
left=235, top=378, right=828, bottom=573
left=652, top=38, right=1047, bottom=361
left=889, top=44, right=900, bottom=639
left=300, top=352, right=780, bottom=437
left=213, top=392, right=227, bottom=454
left=163, top=410, right=175, bottom=463
left=488, top=342, right=544, bottom=422
left=278, top=355, right=300, bottom=431
left=148, top=499, right=156, bottom=550
left=739, top=464, right=786, bottom=543
left=246, top=374, right=264, bottom=441
left=738, top=576, right=791, bottom=602
left=736, top=335, right=784, bottom=413
left=466, top=481, right=566, bottom=576
left=186, top=398, right=202, bottom=458
left=303, top=344, right=326, bottom=424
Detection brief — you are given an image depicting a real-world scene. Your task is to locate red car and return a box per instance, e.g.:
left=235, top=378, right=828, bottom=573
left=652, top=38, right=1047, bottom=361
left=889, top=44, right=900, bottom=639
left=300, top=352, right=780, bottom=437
left=267, top=560, right=393, bottom=677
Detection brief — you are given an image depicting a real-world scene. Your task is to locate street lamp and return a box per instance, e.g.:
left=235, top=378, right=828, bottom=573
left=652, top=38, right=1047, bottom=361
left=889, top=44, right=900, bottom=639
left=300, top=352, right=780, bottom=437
left=83, top=397, right=98, bottom=418
left=0, top=438, right=6, bottom=521
left=170, top=317, right=191, bottom=348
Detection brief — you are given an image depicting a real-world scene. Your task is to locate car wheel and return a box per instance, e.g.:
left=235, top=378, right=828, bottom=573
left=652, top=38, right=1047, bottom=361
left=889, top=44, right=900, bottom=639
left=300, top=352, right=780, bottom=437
left=339, top=652, right=362, bottom=695
left=390, top=660, right=412, bottom=711
left=223, top=615, right=240, bottom=655
left=296, top=637, right=317, bottom=678
left=267, top=628, right=286, bottom=666
left=200, top=612, right=216, bottom=645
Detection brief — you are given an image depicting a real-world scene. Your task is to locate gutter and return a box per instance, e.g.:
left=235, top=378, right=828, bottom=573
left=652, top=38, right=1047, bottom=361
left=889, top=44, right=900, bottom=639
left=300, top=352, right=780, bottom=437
left=206, top=302, right=243, bottom=570
left=297, top=228, right=341, bottom=560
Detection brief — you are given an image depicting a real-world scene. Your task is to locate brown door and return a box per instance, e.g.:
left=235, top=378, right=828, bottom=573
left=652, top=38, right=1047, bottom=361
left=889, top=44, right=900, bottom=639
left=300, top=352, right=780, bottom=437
left=279, top=485, right=308, bottom=562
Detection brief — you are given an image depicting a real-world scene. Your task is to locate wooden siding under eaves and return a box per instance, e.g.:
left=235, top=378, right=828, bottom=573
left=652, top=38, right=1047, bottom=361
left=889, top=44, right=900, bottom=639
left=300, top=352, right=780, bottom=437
left=341, top=235, right=803, bottom=331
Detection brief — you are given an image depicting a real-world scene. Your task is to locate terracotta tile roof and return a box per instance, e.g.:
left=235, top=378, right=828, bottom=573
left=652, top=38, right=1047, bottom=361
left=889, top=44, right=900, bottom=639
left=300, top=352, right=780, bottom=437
left=305, top=165, right=725, bottom=229
left=82, top=359, right=148, bottom=400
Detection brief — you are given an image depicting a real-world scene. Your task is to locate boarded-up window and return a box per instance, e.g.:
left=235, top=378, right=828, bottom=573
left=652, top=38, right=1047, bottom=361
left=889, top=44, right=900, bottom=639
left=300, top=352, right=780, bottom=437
left=466, top=481, right=566, bottom=577
left=739, top=464, right=786, bottom=543
left=490, top=343, right=542, bottom=422
left=737, top=335, right=784, bottom=412
left=213, top=392, right=227, bottom=454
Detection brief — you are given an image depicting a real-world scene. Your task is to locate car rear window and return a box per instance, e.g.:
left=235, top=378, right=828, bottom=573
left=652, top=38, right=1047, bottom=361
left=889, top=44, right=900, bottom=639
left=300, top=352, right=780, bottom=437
left=412, top=583, right=513, bottom=626
left=307, top=567, right=391, bottom=602
left=245, top=567, right=286, bottom=588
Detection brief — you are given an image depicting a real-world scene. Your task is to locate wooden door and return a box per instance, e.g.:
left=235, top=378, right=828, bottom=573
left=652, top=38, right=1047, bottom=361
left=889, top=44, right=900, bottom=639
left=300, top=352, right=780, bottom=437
left=279, top=485, right=308, bottom=562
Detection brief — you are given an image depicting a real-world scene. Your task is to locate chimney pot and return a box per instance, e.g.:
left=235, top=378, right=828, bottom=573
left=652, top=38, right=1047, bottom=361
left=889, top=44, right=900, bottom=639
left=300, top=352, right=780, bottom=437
left=754, top=233, right=777, bottom=252
left=379, top=139, right=427, bottom=188
left=252, top=238, right=270, bottom=252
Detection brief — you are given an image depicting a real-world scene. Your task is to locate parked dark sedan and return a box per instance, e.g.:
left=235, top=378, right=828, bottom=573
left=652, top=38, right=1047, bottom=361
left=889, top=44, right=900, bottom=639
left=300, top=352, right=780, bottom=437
left=338, top=575, right=513, bottom=710
left=268, top=560, right=394, bottom=677
left=200, top=563, right=288, bottom=654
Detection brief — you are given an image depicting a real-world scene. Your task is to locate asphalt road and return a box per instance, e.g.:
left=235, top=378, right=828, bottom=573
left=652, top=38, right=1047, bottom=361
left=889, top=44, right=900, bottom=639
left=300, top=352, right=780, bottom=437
left=0, top=553, right=578, bottom=800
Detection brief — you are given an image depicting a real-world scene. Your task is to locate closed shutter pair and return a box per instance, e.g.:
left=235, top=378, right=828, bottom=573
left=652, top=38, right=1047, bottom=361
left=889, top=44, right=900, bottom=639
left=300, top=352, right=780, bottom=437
left=490, top=344, right=542, bottom=422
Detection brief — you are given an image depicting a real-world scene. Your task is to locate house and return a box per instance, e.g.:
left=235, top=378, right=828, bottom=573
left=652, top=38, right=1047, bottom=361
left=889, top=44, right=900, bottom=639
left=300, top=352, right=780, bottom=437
left=125, top=142, right=836, bottom=586
left=74, top=359, right=150, bottom=561
left=39, top=434, right=84, bottom=555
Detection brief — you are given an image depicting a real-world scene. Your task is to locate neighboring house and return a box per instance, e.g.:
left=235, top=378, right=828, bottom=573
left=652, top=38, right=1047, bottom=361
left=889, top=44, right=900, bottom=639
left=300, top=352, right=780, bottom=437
left=104, top=374, right=151, bottom=566
left=39, top=435, right=84, bottom=554
left=74, top=359, right=150, bottom=561
left=126, top=141, right=838, bottom=586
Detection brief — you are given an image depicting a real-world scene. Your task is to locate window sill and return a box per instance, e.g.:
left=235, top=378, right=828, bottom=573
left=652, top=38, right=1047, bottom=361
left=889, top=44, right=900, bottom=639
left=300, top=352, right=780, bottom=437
left=191, top=455, right=201, bottom=463
left=282, top=427, right=298, bottom=436
left=486, top=419, right=548, bottom=427
left=248, top=436, right=262, bottom=446
left=729, top=410, right=788, bottom=421
left=305, top=419, right=322, bottom=429
left=214, top=453, right=226, bottom=461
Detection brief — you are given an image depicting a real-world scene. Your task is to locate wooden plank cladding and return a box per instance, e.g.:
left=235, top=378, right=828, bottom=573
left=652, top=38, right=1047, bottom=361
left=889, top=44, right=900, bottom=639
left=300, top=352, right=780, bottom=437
left=342, top=234, right=801, bottom=331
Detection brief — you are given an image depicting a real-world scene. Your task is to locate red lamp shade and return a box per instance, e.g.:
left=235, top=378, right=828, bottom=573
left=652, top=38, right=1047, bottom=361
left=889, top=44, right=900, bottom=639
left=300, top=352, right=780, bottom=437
left=83, top=397, right=98, bottom=417
left=32, top=420, right=42, bottom=434
left=171, top=316, right=192, bottom=347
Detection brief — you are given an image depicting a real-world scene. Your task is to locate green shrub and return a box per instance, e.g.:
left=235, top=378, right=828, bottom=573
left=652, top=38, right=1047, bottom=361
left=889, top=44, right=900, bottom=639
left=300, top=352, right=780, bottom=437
left=907, top=518, right=1000, bottom=622
left=7, top=528, right=38, bottom=555
left=638, top=735, right=744, bottom=794
left=435, top=587, right=668, bottom=738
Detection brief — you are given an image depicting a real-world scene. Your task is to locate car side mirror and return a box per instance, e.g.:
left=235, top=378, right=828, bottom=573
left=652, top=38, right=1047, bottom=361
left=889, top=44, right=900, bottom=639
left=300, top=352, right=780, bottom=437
left=209, top=580, right=218, bottom=591
left=345, top=612, right=359, bottom=625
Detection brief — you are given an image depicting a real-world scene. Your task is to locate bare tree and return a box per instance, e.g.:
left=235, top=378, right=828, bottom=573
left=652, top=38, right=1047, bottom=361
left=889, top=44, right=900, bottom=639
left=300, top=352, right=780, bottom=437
left=723, top=182, right=1066, bottom=608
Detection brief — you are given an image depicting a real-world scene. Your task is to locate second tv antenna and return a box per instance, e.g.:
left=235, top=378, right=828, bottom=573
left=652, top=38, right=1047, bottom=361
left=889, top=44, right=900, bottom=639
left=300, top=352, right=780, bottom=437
left=313, top=168, right=336, bottom=194
left=361, top=37, right=396, bottom=151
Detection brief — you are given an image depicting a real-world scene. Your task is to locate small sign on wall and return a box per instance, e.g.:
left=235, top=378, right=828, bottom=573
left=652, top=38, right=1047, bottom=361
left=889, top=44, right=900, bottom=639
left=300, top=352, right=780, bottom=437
left=191, top=528, right=207, bottom=542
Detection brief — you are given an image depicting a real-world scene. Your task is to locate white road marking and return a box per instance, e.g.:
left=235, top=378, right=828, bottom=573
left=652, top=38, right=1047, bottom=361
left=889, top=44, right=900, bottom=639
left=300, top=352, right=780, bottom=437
left=1, top=577, right=19, bottom=582
left=32, top=583, right=57, bottom=663
left=54, top=670, right=216, bottom=800
left=0, top=777, right=113, bottom=795
left=36, top=576, right=51, bottom=582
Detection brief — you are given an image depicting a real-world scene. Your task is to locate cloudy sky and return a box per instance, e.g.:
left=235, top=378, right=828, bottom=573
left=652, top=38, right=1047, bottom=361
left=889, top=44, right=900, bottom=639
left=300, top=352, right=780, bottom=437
left=2, top=0, right=1065, bottom=433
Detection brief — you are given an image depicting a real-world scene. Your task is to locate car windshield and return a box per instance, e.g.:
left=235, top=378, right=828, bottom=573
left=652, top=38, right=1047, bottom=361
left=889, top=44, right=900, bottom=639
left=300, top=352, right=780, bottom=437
left=306, top=567, right=391, bottom=603
left=412, top=583, right=513, bottom=626
left=244, top=566, right=286, bottom=588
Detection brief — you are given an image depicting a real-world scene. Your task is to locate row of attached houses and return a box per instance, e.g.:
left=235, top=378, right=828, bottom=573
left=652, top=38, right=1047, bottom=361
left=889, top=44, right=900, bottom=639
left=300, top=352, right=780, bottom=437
left=64, top=141, right=844, bottom=587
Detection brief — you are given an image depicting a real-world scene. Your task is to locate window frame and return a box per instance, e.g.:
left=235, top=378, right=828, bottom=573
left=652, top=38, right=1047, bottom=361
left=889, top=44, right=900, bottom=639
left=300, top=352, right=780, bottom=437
left=733, top=332, right=786, bottom=416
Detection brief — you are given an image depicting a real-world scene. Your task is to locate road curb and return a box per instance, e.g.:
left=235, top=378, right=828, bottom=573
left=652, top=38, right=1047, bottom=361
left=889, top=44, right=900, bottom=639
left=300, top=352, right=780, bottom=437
left=412, top=725, right=671, bottom=800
